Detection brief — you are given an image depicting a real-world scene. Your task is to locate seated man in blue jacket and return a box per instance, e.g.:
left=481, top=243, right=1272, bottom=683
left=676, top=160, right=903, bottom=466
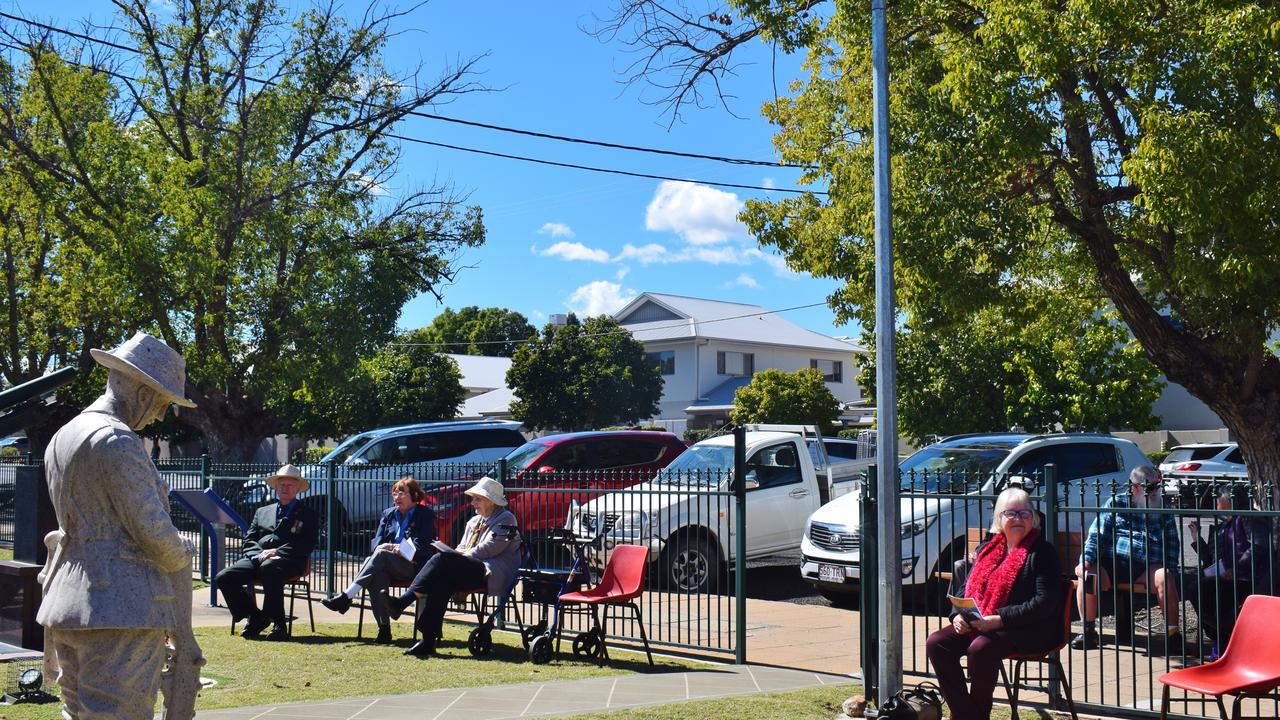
left=322, top=476, right=437, bottom=643
left=216, top=464, right=318, bottom=641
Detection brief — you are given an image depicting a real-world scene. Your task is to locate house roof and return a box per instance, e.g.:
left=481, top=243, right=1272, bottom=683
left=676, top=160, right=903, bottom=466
left=614, top=292, right=854, bottom=352
left=457, top=386, right=514, bottom=418
left=684, top=375, right=752, bottom=414
left=445, top=354, right=512, bottom=392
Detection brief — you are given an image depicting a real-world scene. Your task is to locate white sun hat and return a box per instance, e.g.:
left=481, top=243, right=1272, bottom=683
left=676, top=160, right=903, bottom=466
left=264, top=464, right=310, bottom=493
left=464, top=476, right=507, bottom=506
left=89, top=332, right=196, bottom=408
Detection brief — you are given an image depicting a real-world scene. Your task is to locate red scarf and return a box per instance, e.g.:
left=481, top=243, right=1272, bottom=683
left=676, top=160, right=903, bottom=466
left=964, top=529, right=1039, bottom=615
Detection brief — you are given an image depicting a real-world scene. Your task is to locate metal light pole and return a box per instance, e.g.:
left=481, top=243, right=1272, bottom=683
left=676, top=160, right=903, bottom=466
left=870, top=0, right=902, bottom=707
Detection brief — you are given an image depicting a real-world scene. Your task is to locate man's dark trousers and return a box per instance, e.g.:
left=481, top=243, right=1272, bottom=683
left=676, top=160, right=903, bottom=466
left=216, top=557, right=306, bottom=625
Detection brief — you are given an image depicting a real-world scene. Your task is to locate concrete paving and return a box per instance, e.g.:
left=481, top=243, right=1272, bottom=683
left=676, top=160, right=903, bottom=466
left=192, top=665, right=856, bottom=719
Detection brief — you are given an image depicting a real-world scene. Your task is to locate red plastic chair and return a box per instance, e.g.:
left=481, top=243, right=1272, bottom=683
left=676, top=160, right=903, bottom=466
left=998, top=580, right=1079, bottom=720
left=555, top=544, right=654, bottom=666
left=1158, top=594, right=1280, bottom=720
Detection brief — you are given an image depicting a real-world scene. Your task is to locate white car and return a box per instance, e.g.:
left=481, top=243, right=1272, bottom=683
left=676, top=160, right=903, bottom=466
left=1159, top=443, right=1245, bottom=477
left=799, top=432, right=1151, bottom=605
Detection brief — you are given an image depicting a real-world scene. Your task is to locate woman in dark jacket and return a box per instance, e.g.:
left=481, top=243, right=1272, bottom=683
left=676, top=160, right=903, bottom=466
left=926, top=487, right=1062, bottom=720
left=321, top=476, right=436, bottom=643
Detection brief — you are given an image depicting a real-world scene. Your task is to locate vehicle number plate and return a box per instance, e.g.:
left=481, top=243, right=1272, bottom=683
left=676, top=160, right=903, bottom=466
left=818, top=564, right=845, bottom=583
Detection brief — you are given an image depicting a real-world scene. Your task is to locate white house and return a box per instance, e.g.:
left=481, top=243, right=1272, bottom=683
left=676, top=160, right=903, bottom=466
left=613, top=293, right=865, bottom=433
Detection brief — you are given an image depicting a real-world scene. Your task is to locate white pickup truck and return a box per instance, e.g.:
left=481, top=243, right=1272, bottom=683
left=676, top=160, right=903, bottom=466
left=572, top=425, right=870, bottom=593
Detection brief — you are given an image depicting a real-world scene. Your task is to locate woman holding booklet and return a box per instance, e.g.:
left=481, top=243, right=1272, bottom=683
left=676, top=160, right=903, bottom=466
left=321, top=476, right=437, bottom=644
left=386, top=476, right=523, bottom=657
left=926, top=487, right=1062, bottom=720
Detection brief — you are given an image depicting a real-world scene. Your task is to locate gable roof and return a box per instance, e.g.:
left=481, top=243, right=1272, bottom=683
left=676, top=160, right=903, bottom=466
left=614, top=292, right=854, bottom=352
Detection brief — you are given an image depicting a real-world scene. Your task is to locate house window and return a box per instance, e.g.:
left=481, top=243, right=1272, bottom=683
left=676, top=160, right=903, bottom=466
left=810, top=359, right=843, bottom=383
left=717, top=351, right=754, bottom=376
left=647, top=351, right=675, bottom=375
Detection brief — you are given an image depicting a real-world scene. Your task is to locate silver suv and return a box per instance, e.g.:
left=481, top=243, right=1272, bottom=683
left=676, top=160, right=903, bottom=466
left=305, top=419, right=525, bottom=530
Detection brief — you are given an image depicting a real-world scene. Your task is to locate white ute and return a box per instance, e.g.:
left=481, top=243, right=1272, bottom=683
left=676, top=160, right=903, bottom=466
left=573, top=425, right=870, bottom=593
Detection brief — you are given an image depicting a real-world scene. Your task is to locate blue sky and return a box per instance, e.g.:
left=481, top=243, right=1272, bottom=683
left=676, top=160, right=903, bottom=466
left=18, top=1, right=860, bottom=340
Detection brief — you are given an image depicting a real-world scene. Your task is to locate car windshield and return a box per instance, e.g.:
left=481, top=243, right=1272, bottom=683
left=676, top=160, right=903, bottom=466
left=655, top=445, right=734, bottom=487
left=493, top=441, right=550, bottom=474
left=320, top=432, right=380, bottom=465
left=899, top=446, right=1010, bottom=491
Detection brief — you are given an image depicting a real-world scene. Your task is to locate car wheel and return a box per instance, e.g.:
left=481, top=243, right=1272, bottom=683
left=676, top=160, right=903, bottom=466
left=662, top=534, right=721, bottom=594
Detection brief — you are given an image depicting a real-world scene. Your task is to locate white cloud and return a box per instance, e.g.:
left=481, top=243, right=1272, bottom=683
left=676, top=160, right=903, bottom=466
left=761, top=177, right=777, bottom=189
left=748, top=248, right=801, bottom=278
left=644, top=181, right=747, bottom=245
left=613, top=243, right=672, bottom=265
left=727, top=273, right=761, bottom=289
left=537, top=222, right=576, bottom=238
left=539, top=241, right=610, bottom=263
left=566, top=281, right=636, bottom=317
left=689, top=246, right=752, bottom=265
left=615, top=266, right=631, bottom=281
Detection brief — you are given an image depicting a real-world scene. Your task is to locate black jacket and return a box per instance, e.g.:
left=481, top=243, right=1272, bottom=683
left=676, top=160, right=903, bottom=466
left=951, top=536, right=1064, bottom=654
left=371, top=504, right=438, bottom=569
left=242, top=500, right=319, bottom=565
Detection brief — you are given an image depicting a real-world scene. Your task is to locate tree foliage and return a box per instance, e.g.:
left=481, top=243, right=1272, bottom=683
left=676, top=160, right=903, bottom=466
left=506, top=315, right=663, bottom=432
left=416, top=306, right=536, bottom=357
left=730, top=367, right=840, bottom=428
left=0, top=1, right=485, bottom=459
left=602, top=1, right=1280, bottom=489
left=351, top=342, right=465, bottom=429
left=858, top=307, right=1163, bottom=444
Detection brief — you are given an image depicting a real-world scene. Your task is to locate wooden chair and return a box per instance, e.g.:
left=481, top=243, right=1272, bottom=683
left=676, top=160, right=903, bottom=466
left=998, top=580, right=1080, bottom=720
left=229, top=560, right=316, bottom=636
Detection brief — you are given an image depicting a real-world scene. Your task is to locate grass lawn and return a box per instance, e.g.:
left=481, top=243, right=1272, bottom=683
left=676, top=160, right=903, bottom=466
left=0, top=621, right=696, bottom=720
left=0, top=547, right=11, bottom=561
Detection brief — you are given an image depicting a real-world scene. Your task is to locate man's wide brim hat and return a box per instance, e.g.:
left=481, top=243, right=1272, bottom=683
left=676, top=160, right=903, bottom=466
left=90, top=332, right=196, bottom=408
left=465, top=476, right=507, bottom=506
left=265, top=464, right=309, bottom=492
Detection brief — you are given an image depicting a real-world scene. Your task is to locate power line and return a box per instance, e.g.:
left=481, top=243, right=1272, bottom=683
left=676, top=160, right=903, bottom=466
left=391, top=301, right=833, bottom=350
left=0, top=10, right=818, bottom=171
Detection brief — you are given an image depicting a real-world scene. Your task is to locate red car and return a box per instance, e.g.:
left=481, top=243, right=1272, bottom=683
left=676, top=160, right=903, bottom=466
left=425, top=430, right=687, bottom=546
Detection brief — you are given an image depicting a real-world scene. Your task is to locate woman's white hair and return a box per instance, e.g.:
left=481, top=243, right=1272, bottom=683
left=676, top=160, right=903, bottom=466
left=990, top=486, right=1041, bottom=533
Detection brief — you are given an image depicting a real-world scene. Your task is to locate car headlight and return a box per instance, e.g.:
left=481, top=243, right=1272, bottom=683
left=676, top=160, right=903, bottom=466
left=613, top=510, right=650, bottom=536
left=900, top=516, right=934, bottom=538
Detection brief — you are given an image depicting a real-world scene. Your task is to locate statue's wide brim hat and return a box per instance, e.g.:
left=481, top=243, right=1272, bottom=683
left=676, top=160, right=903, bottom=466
left=265, top=464, right=310, bottom=492
left=90, top=332, right=196, bottom=408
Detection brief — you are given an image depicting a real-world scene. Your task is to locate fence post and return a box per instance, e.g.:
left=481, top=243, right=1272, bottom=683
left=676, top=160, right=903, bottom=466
left=198, top=454, right=211, bottom=581
left=733, top=425, right=747, bottom=665
left=1043, top=463, right=1061, bottom=707
left=324, top=460, right=336, bottom=596
left=860, top=464, right=880, bottom=700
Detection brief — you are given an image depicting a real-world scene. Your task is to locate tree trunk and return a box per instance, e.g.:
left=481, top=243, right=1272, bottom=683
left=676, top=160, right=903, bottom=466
left=181, top=389, right=280, bottom=462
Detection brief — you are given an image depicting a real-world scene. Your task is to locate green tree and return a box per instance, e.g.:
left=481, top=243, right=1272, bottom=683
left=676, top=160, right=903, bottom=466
left=0, top=1, right=485, bottom=459
left=351, top=343, right=466, bottom=429
left=415, top=307, right=536, bottom=357
left=858, top=307, right=1163, bottom=444
left=507, top=315, right=663, bottom=432
left=602, top=2, right=1280, bottom=491
left=730, top=368, right=840, bottom=428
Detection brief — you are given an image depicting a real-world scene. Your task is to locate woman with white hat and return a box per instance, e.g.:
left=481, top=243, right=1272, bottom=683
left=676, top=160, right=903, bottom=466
left=386, top=476, right=522, bottom=656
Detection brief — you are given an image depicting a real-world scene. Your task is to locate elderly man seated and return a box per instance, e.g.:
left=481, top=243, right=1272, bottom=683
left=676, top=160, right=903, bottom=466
left=216, top=464, right=318, bottom=641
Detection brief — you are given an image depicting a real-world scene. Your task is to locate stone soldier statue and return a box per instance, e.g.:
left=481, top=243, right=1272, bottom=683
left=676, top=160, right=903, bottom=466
left=37, top=332, right=202, bottom=720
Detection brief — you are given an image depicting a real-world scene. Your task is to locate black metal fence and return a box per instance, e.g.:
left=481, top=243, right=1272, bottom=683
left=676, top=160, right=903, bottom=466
left=2, top=457, right=746, bottom=659
left=861, top=463, right=1280, bottom=719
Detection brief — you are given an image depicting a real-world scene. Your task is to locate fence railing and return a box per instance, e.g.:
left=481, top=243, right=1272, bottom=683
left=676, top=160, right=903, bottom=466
left=9, top=457, right=747, bottom=659
left=861, top=463, right=1280, bottom=719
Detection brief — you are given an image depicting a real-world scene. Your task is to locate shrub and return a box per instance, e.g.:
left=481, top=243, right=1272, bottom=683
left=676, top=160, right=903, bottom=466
left=292, top=446, right=336, bottom=464
left=683, top=428, right=730, bottom=445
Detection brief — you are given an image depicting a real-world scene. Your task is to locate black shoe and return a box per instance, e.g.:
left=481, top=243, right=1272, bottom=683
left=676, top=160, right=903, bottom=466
left=386, top=591, right=412, bottom=621
left=263, top=624, right=290, bottom=642
left=1163, top=631, right=1185, bottom=656
left=1071, top=630, right=1101, bottom=650
left=374, top=625, right=393, bottom=645
left=321, top=594, right=352, bottom=614
left=403, top=639, right=434, bottom=657
left=242, top=613, right=270, bottom=638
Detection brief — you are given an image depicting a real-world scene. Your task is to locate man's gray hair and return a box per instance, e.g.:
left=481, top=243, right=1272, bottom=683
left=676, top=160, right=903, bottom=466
left=1130, top=465, right=1160, bottom=485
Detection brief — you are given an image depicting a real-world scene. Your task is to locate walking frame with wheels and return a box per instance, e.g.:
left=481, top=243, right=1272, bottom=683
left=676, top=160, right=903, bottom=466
left=520, top=525, right=600, bottom=664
